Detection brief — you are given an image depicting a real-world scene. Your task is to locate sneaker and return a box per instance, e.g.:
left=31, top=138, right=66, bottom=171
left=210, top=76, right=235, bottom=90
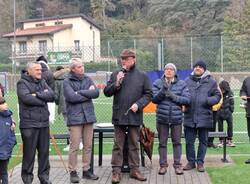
left=183, top=162, right=196, bottom=171
left=158, top=166, right=167, bottom=175
left=79, top=142, right=83, bottom=150
left=63, top=145, right=70, bottom=152
left=175, top=167, right=183, bottom=175
left=70, top=171, right=80, bottom=183
left=82, top=170, right=99, bottom=180
left=227, top=140, right=236, bottom=147
left=197, top=164, right=205, bottom=172
left=217, top=141, right=223, bottom=148
left=245, top=159, right=250, bottom=164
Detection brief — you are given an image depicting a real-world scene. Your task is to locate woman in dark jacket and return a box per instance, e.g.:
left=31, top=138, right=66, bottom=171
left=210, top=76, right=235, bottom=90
left=217, top=80, right=235, bottom=147
left=152, top=63, right=190, bottom=175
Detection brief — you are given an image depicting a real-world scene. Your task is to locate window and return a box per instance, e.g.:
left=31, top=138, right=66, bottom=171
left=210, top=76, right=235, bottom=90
left=19, top=41, right=27, bottom=53
left=55, top=21, right=63, bottom=25
left=74, top=40, right=80, bottom=51
left=35, top=23, right=45, bottom=27
left=39, top=40, right=47, bottom=53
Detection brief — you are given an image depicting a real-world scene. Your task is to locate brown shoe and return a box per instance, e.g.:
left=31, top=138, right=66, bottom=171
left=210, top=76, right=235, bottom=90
left=158, top=166, right=167, bottom=175
left=130, top=171, right=147, bottom=181
left=183, top=162, right=196, bottom=171
left=175, top=167, right=183, bottom=175
left=112, top=173, right=121, bottom=184
left=197, top=164, right=205, bottom=172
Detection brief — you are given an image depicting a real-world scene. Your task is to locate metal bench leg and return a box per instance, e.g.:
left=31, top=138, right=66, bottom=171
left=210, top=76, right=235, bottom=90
left=90, top=135, right=94, bottom=173
left=99, top=132, right=103, bottom=166
left=221, top=137, right=228, bottom=163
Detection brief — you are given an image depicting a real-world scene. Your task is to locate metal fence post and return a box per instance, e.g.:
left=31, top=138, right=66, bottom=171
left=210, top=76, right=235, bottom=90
left=133, top=39, right=136, bottom=51
left=161, top=38, right=164, bottom=69
left=190, top=36, right=193, bottom=69
left=221, top=34, right=224, bottom=72
left=108, top=40, right=110, bottom=72
left=158, top=41, right=162, bottom=70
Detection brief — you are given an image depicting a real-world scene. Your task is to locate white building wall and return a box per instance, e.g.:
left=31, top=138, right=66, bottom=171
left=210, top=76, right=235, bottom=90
left=22, top=16, right=101, bottom=62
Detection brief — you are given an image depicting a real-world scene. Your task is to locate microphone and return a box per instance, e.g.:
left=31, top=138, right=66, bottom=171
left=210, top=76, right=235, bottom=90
left=119, top=68, right=127, bottom=85
left=121, top=68, right=127, bottom=73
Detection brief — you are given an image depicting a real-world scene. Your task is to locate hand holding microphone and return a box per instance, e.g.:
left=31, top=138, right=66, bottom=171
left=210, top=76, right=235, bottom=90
left=116, top=68, right=126, bottom=86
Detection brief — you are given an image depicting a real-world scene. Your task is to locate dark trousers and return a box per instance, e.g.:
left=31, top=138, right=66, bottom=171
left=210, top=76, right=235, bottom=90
left=208, top=111, right=217, bottom=145
left=0, top=159, right=9, bottom=184
left=218, top=115, right=233, bottom=140
left=184, top=127, right=208, bottom=165
left=111, top=125, right=140, bottom=173
left=247, top=117, right=250, bottom=139
left=20, top=127, right=50, bottom=184
left=157, top=123, right=182, bottom=168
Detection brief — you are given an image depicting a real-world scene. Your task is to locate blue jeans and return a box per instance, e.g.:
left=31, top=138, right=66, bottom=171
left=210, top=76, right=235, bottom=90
left=184, top=127, right=208, bottom=164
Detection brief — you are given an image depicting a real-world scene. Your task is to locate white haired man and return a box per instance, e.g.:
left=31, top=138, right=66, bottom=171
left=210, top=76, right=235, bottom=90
left=17, top=62, right=55, bottom=184
left=63, top=59, right=99, bottom=183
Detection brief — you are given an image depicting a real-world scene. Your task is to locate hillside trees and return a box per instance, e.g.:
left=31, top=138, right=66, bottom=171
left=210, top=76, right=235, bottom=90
left=223, top=0, right=250, bottom=71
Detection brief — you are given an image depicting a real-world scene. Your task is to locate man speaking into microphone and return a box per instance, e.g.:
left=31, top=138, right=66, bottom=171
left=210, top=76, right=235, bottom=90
left=104, top=49, right=152, bottom=183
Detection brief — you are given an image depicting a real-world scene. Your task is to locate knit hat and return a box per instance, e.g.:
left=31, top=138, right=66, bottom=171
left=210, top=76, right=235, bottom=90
left=164, top=63, right=177, bottom=73
left=36, top=55, right=48, bottom=63
left=193, top=60, right=207, bottom=71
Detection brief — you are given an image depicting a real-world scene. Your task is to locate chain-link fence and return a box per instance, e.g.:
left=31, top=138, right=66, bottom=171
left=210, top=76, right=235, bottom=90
left=1, top=35, right=250, bottom=145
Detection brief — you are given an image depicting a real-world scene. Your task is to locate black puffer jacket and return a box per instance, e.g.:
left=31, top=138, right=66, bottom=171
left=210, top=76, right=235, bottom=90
left=104, top=66, right=152, bottom=126
left=240, top=77, right=250, bottom=117
left=217, top=80, right=234, bottom=120
left=17, top=70, right=55, bottom=128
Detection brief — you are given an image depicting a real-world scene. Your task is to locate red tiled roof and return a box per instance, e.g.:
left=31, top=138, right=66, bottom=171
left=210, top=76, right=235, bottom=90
left=2, top=24, right=72, bottom=38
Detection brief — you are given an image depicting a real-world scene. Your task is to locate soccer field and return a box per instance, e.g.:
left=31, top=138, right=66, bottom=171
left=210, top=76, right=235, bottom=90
left=4, top=90, right=250, bottom=144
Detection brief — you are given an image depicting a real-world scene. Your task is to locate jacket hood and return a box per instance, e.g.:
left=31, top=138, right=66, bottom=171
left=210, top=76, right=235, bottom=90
left=38, top=60, right=49, bottom=72
left=190, top=70, right=211, bottom=81
left=54, top=68, right=69, bottom=80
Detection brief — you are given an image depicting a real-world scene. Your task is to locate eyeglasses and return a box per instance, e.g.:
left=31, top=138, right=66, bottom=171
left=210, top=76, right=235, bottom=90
left=121, top=57, right=134, bottom=61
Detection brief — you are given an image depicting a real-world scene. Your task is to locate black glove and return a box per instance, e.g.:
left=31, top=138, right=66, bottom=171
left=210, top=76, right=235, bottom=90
left=161, top=82, right=169, bottom=91
left=165, top=90, right=177, bottom=100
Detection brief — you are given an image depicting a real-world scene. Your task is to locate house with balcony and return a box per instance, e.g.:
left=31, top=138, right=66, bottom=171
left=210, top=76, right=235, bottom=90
left=2, top=14, right=102, bottom=64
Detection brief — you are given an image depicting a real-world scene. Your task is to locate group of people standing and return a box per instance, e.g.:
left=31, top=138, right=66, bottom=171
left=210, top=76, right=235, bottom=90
left=0, top=48, right=249, bottom=184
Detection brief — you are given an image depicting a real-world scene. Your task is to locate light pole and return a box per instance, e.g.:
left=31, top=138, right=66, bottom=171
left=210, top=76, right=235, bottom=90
left=36, top=8, right=44, bottom=20
left=13, top=0, right=16, bottom=74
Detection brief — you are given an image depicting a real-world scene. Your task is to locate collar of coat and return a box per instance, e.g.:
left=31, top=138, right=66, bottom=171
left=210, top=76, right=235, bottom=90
left=190, top=70, right=211, bottom=82
left=161, top=75, right=178, bottom=84
left=68, top=72, right=86, bottom=81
